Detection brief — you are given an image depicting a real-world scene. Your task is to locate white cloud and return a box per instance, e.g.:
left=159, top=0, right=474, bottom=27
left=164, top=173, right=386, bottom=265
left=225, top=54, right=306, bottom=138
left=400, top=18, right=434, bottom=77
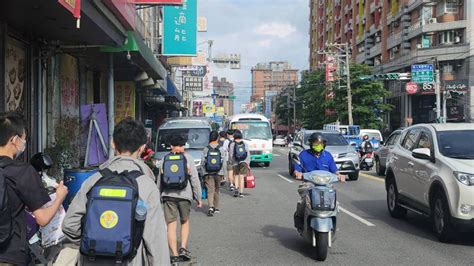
left=255, top=22, right=297, bottom=38
left=257, top=39, right=272, bottom=47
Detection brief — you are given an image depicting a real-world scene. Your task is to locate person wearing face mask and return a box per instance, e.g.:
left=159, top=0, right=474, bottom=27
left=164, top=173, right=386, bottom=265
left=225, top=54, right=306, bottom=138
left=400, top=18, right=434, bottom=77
left=0, top=112, right=68, bottom=265
left=293, top=132, right=345, bottom=182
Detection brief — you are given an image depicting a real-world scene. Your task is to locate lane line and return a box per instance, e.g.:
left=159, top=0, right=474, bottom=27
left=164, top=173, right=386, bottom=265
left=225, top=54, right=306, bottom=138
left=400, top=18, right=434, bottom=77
left=339, top=206, right=376, bottom=227
left=360, top=172, right=384, bottom=183
left=273, top=154, right=281, bottom=157
left=278, top=174, right=294, bottom=183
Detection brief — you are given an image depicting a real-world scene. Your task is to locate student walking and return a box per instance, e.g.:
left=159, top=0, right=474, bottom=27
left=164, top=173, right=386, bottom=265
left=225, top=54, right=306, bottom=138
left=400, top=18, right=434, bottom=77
left=160, top=134, right=202, bottom=264
left=0, top=112, right=68, bottom=265
left=228, top=130, right=250, bottom=198
left=63, top=118, right=170, bottom=265
left=222, top=130, right=235, bottom=191
left=201, top=131, right=225, bottom=217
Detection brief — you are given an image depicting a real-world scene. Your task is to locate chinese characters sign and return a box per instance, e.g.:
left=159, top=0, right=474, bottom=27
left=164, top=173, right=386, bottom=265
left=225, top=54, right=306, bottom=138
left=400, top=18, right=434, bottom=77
left=115, top=81, right=136, bottom=123
left=163, top=0, right=197, bottom=56
left=184, top=76, right=203, bottom=91
left=411, top=64, right=433, bottom=83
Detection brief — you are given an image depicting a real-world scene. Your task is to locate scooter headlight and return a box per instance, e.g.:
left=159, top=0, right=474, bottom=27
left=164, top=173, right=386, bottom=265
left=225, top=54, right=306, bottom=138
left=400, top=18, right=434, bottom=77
left=310, top=173, right=332, bottom=185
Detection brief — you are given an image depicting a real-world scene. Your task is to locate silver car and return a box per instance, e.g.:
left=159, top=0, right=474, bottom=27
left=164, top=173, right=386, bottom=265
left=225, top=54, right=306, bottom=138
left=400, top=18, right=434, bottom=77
left=154, top=117, right=212, bottom=174
left=288, top=130, right=360, bottom=180
left=374, top=129, right=403, bottom=176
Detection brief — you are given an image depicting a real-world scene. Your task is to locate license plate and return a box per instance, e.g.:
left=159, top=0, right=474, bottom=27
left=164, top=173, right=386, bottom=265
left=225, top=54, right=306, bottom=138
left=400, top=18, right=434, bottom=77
left=365, top=158, right=373, bottom=163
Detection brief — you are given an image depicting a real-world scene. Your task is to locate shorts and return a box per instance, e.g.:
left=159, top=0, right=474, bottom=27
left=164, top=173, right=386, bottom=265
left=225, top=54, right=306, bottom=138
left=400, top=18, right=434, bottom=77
left=233, top=163, right=248, bottom=176
left=163, top=199, right=191, bottom=224
left=226, top=161, right=233, bottom=170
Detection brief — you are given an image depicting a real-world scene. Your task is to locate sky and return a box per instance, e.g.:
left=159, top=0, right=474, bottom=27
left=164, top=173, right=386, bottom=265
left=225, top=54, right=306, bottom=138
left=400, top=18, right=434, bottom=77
left=197, top=0, right=310, bottom=114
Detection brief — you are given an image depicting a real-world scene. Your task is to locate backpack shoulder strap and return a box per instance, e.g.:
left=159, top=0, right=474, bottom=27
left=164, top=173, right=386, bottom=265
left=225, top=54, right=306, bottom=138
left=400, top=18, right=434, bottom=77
left=0, top=160, right=13, bottom=169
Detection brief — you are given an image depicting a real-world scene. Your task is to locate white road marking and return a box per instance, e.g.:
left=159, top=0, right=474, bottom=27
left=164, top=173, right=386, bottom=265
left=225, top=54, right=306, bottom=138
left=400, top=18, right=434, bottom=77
left=278, top=174, right=294, bottom=183
left=272, top=154, right=281, bottom=157
left=339, top=206, right=376, bottom=227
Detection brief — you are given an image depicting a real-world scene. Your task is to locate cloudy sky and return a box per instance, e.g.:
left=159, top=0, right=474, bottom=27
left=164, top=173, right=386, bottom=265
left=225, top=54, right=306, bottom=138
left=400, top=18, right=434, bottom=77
left=197, top=0, right=310, bottom=113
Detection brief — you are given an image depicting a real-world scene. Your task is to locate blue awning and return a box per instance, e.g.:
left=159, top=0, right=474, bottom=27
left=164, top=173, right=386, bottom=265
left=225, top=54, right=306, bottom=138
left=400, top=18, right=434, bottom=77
left=166, top=77, right=182, bottom=102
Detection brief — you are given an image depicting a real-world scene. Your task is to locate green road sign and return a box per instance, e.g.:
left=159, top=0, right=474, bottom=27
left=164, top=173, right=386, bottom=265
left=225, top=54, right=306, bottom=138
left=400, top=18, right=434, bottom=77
left=411, top=64, right=434, bottom=83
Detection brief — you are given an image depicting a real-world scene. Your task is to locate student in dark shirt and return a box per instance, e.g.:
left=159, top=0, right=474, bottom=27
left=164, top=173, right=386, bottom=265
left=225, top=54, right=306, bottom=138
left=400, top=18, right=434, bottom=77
left=0, top=112, right=68, bottom=265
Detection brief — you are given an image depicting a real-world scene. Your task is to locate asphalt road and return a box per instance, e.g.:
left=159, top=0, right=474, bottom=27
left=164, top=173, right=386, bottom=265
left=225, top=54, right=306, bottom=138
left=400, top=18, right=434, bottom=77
left=187, top=147, right=474, bottom=265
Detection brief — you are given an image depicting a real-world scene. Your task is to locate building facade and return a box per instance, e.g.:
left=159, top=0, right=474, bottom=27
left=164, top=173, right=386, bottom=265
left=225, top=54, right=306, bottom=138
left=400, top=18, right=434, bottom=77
left=251, top=61, right=298, bottom=101
left=309, top=0, right=473, bottom=129
left=212, top=76, right=235, bottom=117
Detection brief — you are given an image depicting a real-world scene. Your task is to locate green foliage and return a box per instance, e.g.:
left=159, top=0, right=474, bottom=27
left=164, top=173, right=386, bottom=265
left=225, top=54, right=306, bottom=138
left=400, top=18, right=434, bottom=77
left=288, top=64, right=392, bottom=130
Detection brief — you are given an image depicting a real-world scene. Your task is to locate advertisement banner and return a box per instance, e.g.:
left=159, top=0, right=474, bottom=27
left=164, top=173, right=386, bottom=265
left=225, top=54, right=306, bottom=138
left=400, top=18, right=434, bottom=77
left=4, top=38, right=26, bottom=112
left=216, top=107, right=225, bottom=116
left=163, top=0, right=197, bottom=56
left=192, top=101, right=202, bottom=116
left=115, top=81, right=136, bottom=123
left=183, top=76, right=203, bottom=91
left=103, top=0, right=136, bottom=30
left=203, top=104, right=215, bottom=114
left=60, top=54, right=80, bottom=117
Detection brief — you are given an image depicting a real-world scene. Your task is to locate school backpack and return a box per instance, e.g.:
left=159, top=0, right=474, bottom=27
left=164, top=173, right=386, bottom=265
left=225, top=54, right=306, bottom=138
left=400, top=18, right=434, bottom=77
left=234, top=142, right=248, bottom=162
left=161, top=153, right=189, bottom=190
left=80, top=169, right=145, bottom=263
left=205, top=145, right=223, bottom=173
left=0, top=161, right=13, bottom=248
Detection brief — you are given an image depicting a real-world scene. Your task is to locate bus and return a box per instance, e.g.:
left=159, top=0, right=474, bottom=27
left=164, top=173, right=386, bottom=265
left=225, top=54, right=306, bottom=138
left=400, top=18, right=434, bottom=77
left=224, top=114, right=273, bottom=166
left=323, top=122, right=361, bottom=147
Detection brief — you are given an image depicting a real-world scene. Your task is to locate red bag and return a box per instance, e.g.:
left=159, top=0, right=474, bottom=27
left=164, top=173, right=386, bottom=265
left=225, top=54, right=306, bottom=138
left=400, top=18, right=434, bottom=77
left=244, top=165, right=255, bottom=188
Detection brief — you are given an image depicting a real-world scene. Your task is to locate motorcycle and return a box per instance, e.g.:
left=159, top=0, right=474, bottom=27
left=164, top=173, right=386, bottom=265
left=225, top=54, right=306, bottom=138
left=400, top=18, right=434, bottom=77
left=359, top=150, right=374, bottom=171
left=28, top=153, right=64, bottom=265
left=294, top=170, right=339, bottom=261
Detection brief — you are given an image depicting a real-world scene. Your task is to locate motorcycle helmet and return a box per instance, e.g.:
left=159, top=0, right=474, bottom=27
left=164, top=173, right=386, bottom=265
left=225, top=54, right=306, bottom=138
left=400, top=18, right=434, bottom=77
left=30, top=153, right=53, bottom=172
left=363, top=134, right=369, bottom=141
left=308, top=132, right=327, bottom=153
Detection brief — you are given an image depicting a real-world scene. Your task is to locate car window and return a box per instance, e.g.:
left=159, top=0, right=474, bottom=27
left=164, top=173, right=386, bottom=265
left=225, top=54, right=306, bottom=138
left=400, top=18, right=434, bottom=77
left=437, top=130, right=474, bottom=159
left=416, top=131, right=432, bottom=150
left=402, top=129, right=421, bottom=151
left=385, top=133, right=399, bottom=146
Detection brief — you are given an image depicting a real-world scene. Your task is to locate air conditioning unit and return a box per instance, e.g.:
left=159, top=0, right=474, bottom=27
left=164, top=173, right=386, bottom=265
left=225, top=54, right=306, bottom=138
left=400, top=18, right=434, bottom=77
left=393, top=46, right=399, bottom=52
left=455, top=36, right=461, bottom=44
left=375, top=36, right=381, bottom=43
left=428, top=18, right=437, bottom=24
left=416, top=44, right=423, bottom=49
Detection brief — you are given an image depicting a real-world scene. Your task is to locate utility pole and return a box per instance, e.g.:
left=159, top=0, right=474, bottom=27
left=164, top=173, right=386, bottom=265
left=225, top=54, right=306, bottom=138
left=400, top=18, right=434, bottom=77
left=293, top=82, right=296, bottom=133
left=344, top=43, right=353, bottom=125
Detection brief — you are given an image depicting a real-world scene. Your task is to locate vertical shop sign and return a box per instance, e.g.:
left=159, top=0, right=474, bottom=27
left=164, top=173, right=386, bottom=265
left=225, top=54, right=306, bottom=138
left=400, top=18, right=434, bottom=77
left=4, top=38, right=26, bottom=112
left=60, top=54, right=79, bottom=117
left=114, top=81, right=136, bottom=123
left=163, top=0, right=197, bottom=56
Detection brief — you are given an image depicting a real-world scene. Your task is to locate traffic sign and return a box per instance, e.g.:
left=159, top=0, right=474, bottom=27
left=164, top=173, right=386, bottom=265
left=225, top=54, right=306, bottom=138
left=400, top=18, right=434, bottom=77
left=406, top=82, right=418, bottom=95
left=411, top=64, right=434, bottom=83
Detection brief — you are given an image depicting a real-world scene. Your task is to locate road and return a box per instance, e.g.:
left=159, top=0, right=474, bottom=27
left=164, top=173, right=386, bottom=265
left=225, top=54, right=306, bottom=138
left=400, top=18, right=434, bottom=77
left=187, top=147, right=474, bottom=265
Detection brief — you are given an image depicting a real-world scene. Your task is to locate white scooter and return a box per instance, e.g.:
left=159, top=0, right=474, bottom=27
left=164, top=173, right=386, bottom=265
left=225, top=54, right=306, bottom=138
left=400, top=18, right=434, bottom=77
left=294, top=170, right=340, bottom=261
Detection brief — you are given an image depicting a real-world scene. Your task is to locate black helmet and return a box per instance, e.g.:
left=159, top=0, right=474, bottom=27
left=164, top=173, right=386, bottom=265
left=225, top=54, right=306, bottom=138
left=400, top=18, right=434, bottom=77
left=308, top=132, right=327, bottom=147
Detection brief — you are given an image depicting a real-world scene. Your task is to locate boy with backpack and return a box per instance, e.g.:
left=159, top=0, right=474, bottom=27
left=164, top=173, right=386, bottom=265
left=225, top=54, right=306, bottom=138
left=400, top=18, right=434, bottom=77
left=0, top=112, right=68, bottom=265
left=222, top=130, right=235, bottom=191
left=201, top=131, right=225, bottom=217
left=62, top=118, right=170, bottom=265
left=160, top=134, right=202, bottom=263
left=228, top=130, right=250, bottom=198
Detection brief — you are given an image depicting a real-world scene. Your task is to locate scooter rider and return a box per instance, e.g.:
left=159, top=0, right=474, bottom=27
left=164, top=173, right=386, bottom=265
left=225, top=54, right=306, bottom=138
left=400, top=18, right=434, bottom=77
left=293, top=133, right=344, bottom=230
left=359, top=134, right=373, bottom=157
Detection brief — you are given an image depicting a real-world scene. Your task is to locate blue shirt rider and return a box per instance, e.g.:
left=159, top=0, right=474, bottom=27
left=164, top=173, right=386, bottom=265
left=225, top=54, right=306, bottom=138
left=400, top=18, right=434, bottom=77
left=294, top=132, right=345, bottom=182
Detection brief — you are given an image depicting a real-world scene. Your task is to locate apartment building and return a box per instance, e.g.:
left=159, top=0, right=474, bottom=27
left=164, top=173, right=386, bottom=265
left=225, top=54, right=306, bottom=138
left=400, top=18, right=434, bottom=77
left=251, top=61, right=298, bottom=102
left=309, top=0, right=474, bottom=129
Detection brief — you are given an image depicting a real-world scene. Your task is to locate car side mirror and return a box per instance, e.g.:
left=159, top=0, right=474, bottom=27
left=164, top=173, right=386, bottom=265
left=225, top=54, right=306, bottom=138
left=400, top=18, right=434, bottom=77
left=412, top=148, right=431, bottom=160
left=350, top=142, right=357, bottom=147
left=379, top=141, right=384, bottom=145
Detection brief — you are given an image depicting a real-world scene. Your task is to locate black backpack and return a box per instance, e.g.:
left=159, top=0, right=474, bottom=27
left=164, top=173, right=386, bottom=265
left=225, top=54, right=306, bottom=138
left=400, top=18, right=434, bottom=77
left=0, top=161, right=13, bottom=247
left=205, top=145, right=223, bottom=173
left=161, top=153, right=189, bottom=190
left=234, top=142, right=248, bottom=162
left=81, top=169, right=145, bottom=263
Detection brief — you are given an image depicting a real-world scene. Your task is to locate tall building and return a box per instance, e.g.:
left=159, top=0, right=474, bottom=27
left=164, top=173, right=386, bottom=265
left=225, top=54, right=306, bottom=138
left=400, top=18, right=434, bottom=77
left=251, top=61, right=298, bottom=102
left=309, top=0, right=474, bottom=128
left=212, top=76, right=234, bottom=117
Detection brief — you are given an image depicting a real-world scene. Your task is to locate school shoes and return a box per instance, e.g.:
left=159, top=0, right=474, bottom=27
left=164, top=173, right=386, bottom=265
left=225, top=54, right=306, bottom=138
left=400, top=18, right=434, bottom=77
left=171, top=256, right=184, bottom=264
left=207, top=207, right=215, bottom=217
left=179, top=247, right=192, bottom=261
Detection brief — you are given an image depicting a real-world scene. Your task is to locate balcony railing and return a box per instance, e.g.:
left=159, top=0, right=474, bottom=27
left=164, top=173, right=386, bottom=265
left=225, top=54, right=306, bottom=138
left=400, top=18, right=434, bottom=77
left=387, top=31, right=402, bottom=50
left=368, top=43, right=382, bottom=58
left=356, top=52, right=366, bottom=64
left=405, top=20, right=467, bottom=41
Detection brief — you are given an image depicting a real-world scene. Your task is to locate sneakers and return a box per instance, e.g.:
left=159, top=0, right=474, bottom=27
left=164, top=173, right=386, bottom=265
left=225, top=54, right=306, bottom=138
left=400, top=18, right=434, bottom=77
left=179, top=247, right=191, bottom=261
left=207, top=207, right=215, bottom=217
left=171, top=256, right=184, bottom=264
left=233, top=189, right=239, bottom=197
left=214, top=209, right=220, bottom=214
left=239, top=193, right=245, bottom=198
left=229, top=185, right=236, bottom=191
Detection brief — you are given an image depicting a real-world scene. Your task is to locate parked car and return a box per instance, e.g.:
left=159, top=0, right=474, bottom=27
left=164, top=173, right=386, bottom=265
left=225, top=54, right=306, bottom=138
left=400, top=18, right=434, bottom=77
left=385, top=123, right=474, bottom=242
left=288, top=130, right=360, bottom=181
left=359, top=129, right=383, bottom=150
left=374, top=129, right=403, bottom=176
left=273, top=135, right=287, bottom=147
left=154, top=117, right=212, bottom=174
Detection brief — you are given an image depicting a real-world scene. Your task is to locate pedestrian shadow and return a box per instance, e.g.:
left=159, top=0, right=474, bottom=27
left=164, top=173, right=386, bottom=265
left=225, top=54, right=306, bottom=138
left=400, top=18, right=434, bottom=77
left=260, top=224, right=317, bottom=260
left=349, top=200, right=474, bottom=246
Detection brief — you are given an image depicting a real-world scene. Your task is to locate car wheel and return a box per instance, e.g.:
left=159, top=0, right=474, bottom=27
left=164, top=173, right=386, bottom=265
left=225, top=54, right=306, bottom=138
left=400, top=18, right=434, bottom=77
left=288, top=158, right=294, bottom=177
left=432, top=191, right=453, bottom=242
left=348, top=172, right=359, bottom=181
left=375, top=157, right=385, bottom=176
left=386, top=177, right=407, bottom=218
left=264, top=162, right=270, bottom=167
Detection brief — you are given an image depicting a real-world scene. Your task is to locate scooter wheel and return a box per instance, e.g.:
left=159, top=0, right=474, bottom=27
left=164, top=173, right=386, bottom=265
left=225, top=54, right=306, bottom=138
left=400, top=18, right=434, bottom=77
left=314, top=232, right=328, bottom=261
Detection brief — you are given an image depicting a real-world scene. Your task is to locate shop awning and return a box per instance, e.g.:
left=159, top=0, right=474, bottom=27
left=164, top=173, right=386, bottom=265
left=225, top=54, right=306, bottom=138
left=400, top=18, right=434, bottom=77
left=166, top=77, right=182, bottom=102
left=101, top=31, right=167, bottom=81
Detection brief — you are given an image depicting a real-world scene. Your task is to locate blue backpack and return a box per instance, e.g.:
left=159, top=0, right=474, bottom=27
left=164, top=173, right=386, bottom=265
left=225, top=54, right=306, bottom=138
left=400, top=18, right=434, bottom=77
left=80, top=169, right=144, bottom=263
left=162, top=153, right=189, bottom=190
left=205, top=145, right=223, bottom=173
left=234, top=141, right=248, bottom=162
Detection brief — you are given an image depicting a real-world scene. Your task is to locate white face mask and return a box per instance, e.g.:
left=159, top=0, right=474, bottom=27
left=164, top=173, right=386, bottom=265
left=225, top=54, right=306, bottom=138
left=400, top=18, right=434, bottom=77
left=14, top=136, right=26, bottom=159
